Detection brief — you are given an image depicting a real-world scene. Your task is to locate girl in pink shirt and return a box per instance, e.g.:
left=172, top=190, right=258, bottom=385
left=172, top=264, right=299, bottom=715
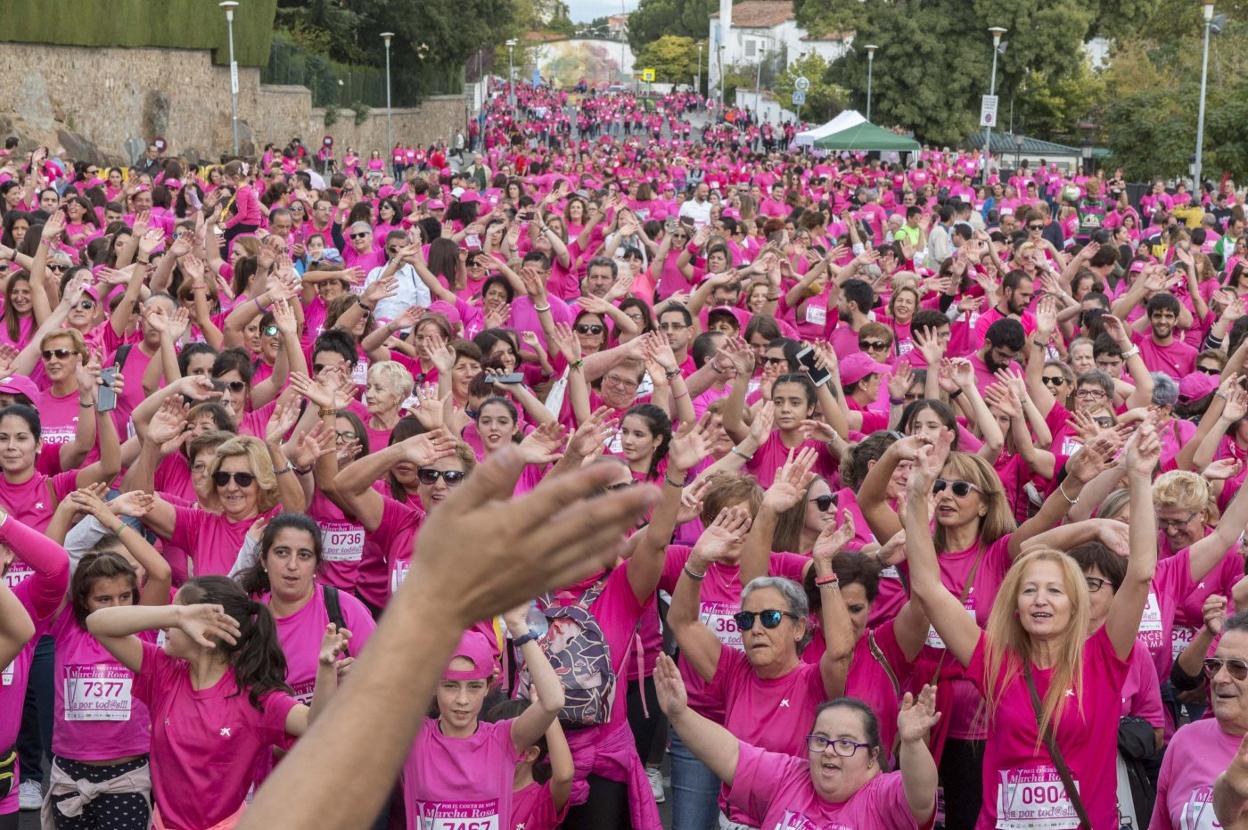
left=654, top=655, right=939, bottom=830
left=903, top=427, right=1160, bottom=830
left=86, top=575, right=347, bottom=830
left=485, top=697, right=574, bottom=830
left=404, top=617, right=565, bottom=830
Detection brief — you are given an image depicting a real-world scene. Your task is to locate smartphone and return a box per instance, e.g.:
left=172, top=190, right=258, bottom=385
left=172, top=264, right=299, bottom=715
left=794, top=346, right=831, bottom=387
left=486, top=373, right=524, bottom=385
left=97, top=367, right=118, bottom=412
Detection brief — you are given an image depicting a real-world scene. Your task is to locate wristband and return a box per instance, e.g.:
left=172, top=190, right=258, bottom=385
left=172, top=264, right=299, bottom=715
left=664, top=367, right=681, bottom=379
left=570, top=359, right=584, bottom=371
left=730, top=445, right=755, bottom=461
left=79, top=399, right=93, bottom=408
left=814, top=574, right=840, bottom=587
left=1057, top=479, right=1079, bottom=506
left=273, top=463, right=294, bottom=476
left=318, top=407, right=336, bottom=417
left=948, top=388, right=963, bottom=400
left=889, top=396, right=905, bottom=406
left=665, top=472, right=687, bottom=489
left=512, top=631, right=540, bottom=649
left=533, top=303, right=552, bottom=313
left=292, top=463, right=313, bottom=476
left=682, top=563, right=706, bottom=581
left=1120, top=345, right=1140, bottom=359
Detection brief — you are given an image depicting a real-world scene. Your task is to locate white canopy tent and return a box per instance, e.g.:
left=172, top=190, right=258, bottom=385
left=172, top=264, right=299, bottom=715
left=792, top=110, right=868, bottom=148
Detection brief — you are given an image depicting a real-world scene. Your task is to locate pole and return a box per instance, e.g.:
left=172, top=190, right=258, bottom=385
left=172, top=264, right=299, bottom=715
left=506, top=39, right=517, bottom=119
left=983, top=27, right=1006, bottom=187
left=381, top=33, right=394, bottom=156
left=718, top=44, right=724, bottom=110
left=754, top=44, right=763, bottom=119
left=697, top=43, right=702, bottom=97
left=1195, top=3, right=1214, bottom=191
left=866, top=52, right=874, bottom=121
left=220, top=2, right=239, bottom=157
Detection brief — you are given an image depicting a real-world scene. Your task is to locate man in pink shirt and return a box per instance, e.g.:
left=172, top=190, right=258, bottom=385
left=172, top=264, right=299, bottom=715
left=969, top=318, right=1026, bottom=391
left=824, top=279, right=875, bottom=359
left=1134, top=292, right=1197, bottom=380
left=972, top=269, right=1036, bottom=348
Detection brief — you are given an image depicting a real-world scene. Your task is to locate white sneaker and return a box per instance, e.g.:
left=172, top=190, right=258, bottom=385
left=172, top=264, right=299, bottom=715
left=18, top=778, right=42, bottom=810
left=646, top=766, right=665, bottom=803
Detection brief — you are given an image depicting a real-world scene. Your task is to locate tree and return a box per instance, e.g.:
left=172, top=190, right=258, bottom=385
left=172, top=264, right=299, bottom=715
left=627, top=0, right=716, bottom=52
left=633, top=35, right=703, bottom=85
left=772, top=53, right=846, bottom=123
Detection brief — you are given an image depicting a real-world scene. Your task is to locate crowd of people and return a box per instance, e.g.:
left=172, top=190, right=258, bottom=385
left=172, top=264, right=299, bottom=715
left=2, top=81, right=1248, bottom=830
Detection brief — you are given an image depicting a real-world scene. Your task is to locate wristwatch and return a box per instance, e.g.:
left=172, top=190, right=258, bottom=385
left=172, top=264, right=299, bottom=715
left=512, top=631, right=540, bottom=649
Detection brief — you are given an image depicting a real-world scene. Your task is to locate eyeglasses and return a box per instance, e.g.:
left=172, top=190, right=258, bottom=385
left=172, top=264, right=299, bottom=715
left=1204, top=657, right=1248, bottom=681
left=658, top=322, right=688, bottom=332
left=1075, top=388, right=1108, bottom=400
left=932, top=478, right=981, bottom=497
left=575, top=323, right=605, bottom=336
left=212, top=471, right=256, bottom=488
left=1085, top=575, right=1108, bottom=593
left=76, top=299, right=96, bottom=310
left=1197, top=365, right=1222, bottom=375
left=1029, top=224, right=1044, bottom=231
left=349, top=232, right=371, bottom=240
left=47, top=263, right=69, bottom=272
left=810, top=494, right=836, bottom=512
left=261, top=324, right=279, bottom=337
left=805, top=734, right=872, bottom=757
left=1157, top=511, right=1200, bottom=530
left=860, top=340, right=889, bottom=351
left=1040, top=375, right=1066, bottom=387
left=732, top=609, right=799, bottom=631
left=335, top=430, right=357, bottom=443
left=216, top=379, right=247, bottom=393
left=416, top=468, right=466, bottom=486
left=602, top=374, right=636, bottom=388
left=41, top=348, right=77, bottom=360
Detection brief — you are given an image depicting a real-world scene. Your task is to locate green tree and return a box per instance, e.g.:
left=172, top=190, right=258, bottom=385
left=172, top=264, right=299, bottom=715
left=633, top=35, right=703, bottom=84
left=772, top=53, right=846, bottom=122
left=627, top=0, right=716, bottom=52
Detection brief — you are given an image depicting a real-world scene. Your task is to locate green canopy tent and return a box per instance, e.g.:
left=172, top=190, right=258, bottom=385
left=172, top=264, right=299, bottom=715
left=812, top=120, right=921, bottom=153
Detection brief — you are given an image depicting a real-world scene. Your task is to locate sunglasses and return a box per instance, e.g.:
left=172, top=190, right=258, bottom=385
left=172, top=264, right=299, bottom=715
left=1205, top=657, right=1248, bottom=681
left=261, top=324, right=279, bottom=337
left=762, top=355, right=788, bottom=366
left=349, top=232, right=371, bottom=240
left=575, top=324, right=605, bottom=335
left=416, top=468, right=466, bottom=486
left=932, top=478, right=981, bottom=497
left=41, top=348, right=77, bottom=360
left=1197, top=365, right=1222, bottom=375
left=215, top=379, right=247, bottom=393
left=1040, top=375, right=1066, bottom=386
left=810, top=494, right=836, bottom=512
left=860, top=340, right=889, bottom=351
left=212, top=471, right=256, bottom=488
left=1029, top=224, right=1044, bottom=231
left=47, top=263, right=69, bottom=272
left=76, top=299, right=96, bottom=310
left=732, top=609, right=799, bottom=631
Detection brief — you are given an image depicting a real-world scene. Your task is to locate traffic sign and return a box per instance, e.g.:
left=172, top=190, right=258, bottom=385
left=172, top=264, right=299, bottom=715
left=979, top=94, right=999, bottom=128
left=641, top=67, right=656, bottom=82
left=794, top=76, right=810, bottom=92
left=791, top=90, right=806, bottom=106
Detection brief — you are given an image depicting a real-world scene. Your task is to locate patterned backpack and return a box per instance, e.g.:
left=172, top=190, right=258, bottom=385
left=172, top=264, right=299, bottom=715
left=516, top=579, right=622, bottom=728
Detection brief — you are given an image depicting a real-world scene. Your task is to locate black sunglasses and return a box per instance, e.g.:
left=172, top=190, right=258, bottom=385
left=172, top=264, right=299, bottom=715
left=1029, top=224, right=1044, bottom=231
left=47, top=263, right=69, bottom=272
left=810, top=494, right=836, bottom=512
left=1040, top=375, right=1066, bottom=386
left=762, top=355, right=788, bottom=366
left=860, top=340, right=889, bottom=351
left=416, top=468, right=466, bottom=486
left=733, top=609, right=799, bottom=631
left=1197, top=365, right=1221, bottom=375
left=349, top=231, right=371, bottom=239
left=932, top=478, right=981, bottom=497
left=1205, top=657, right=1248, bottom=681
left=212, top=471, right=256, bottom=488
left=76, top=299, right=96, bottom=310
left=215, top=379, right=247, bottom=393
left=41, top=348, right=77, bottom=360
left=575, top=323, right=605, bottom=335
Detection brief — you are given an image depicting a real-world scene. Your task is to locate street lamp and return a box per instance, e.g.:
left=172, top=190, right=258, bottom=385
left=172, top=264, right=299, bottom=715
left=982, top=26, right=1007, bottom=186
left=1194, top=1, right=1217, bottom=191
left=505, top=38, right=518, bottom=115
left=219, top=1, right=240, bottom=157
left=696, top=42, right=703, bottom=97
left=753, top=40, right=767, bottom=120
left=864, top=44, right=878, bottom=121
left=380, top=32, right=394, bottom=156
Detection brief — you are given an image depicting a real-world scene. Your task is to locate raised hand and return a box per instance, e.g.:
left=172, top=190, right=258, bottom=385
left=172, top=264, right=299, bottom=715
left=762, top=447, right=818, bottom=513
left=897, top=684, right=942, bottom=745
left=399, top=428, right=458, bottom=467
left=567, top=407, right=617, bottom=459
left=811, top=509, right=856, bottom=564
left=653, top=653, right=689, bottom=719
left=177, top=604, right=242, bottom=649
left=291, top=422, right=337, bottom=469
left=517, top=422, right=567, bottom=465
left=667, top=413, right=720, bottom=473
left=148, top=397, right=190, bottom=446
left=690, top=505, right=751, bottom=566
left=107, top=490, right=156, bottom=518
left=319, top=623, right=352, bottom=667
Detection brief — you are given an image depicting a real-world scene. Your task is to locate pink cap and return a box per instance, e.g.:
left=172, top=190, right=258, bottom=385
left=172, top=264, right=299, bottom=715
left=0, top=374, right=39, bottom=401
left=1129, top=260, right=1147, bottom=274
left=427, top=301, right=461, bottom=327
left=428, top=199, right=445, bottom=211
left=459, top=191, right=481, bottom=205
left=840, top=352, right=890, bottom=385
left=1178, top=371, right=1219, bottom=402
left=444, top=631, right=497, bottom=680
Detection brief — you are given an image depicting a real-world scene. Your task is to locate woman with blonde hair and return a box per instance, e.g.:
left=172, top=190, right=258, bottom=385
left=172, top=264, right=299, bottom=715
left=904, top=425, right=1160, bottom=830
left=363, top=360, right=414, bottom=451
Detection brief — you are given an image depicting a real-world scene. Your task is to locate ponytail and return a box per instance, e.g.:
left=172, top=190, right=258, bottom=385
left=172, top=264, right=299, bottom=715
left=180, top=576, right=291, bottom=710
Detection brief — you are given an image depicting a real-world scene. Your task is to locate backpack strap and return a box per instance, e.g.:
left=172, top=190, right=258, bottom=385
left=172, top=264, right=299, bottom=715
left=1023, top=662, right=1092, bottom=830
left=867, top=630, right=902, bottom=698
left=322, top=584, right=350, bottom=657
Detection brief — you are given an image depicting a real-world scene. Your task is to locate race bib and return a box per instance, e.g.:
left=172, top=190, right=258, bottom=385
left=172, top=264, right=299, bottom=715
left=699, top=601, right=742, bottom=650
left=1060, top=436, right=1083, bottom=457
left=291, top=679, right=315, bottom=706
left=4, top=560, right=32, bottom=590
left=997, top=766, right=1079, bottom=830
left=1179, top=786, right=1220, bottom=830
left=63, top=664, right=133, bottom=721
left=321, top=523, right=365, bottom=563
left=926, top=605, right=976, bottom=650
left=352, top=360, right=369, bottom=387
left=1, top=660, right=13, bottom=686
left=771, top=810, right=847, bottom=830
left=880, top=565, right=901, bottom=580
left=897, top=340, right=914, bottom=356
left=42, top=423, right=76, bottom=446
left=803, top=303, right=827, bottom=327
left=1136, top=591, right=1164, bottom=651
left=1172, top=626, right=1198, bottom=662
left=414, top=799, right=500, bottom=830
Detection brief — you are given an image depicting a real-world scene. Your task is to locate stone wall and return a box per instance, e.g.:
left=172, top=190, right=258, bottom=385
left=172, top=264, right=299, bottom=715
left=0, top=43, right=467, bottom=164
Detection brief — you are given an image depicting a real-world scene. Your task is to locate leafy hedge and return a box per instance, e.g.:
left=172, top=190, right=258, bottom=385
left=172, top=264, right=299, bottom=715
left=0, top=0, right=279, bottom=67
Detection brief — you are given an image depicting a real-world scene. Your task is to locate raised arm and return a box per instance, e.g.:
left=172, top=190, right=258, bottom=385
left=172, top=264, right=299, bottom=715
left=670, top=508, right=747, bottom=682
left=1105, top=425, right=1160, bottom=660
left=653, top=653, right=740, bottom=786
left=0, top=580, right=35, bottom=668
left=811, top=515, right=859, bottom=699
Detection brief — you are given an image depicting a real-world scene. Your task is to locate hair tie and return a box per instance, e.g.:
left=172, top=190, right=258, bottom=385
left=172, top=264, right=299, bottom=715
left=249, top=599, right=262, bottom=616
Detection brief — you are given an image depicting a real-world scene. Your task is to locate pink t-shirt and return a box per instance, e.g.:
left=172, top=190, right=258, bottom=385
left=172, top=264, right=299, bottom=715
left=270, top=584, right=376, bottom=703
left=1149, top=716, right=1240, bottom=830
left=153, top=453, right=197, bottom=503
left=745, top=430, right=839, bottom=489
left=1121, top=640, right=1164, bottom=726
left=170, top=505, right=272, bottom=577
left=307, top=492, right=367, bottom=592
left=968, top=626, right=1128, bottom=830
left=404, top=717, right=523, bottom=830
left=50, top=610, right=154, bottom=761
left=1138, top=548, right=1196, bottom=682
left=133, top=640, right=298, bottom=829
left=509, top=780, right=567, bottom=830
left=728, top=741, right=919, bottom=830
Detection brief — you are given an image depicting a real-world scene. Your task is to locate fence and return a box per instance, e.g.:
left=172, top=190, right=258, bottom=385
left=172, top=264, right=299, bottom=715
left=262, top=34, right=463, bottom=109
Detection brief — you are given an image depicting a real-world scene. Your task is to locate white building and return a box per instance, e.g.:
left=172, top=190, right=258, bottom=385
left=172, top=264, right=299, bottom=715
left=707, top=0, right=852, bottom=101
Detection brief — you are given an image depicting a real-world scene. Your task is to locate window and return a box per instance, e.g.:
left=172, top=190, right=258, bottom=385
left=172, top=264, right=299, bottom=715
left=745, top=39, right=756, bottom=58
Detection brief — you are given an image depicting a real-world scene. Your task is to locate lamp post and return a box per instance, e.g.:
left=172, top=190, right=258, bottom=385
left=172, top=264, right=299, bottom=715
left=696, top=42, right=702, bottom=97
left=753, top=40, right=766, bottom=120
left=982, top=26, right=1007, bottom=186
left=219, top=1, right=240, bottom=157
left=1194, top=1, right=1216, bottom=191
left=505, top=38, right=517, bottom=116
left=380, top=32, right=395, bottom=156
left=864, top=44, right=878, bottom=121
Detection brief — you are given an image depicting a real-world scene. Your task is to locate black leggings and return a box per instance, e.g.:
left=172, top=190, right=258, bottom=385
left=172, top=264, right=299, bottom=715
left=939, top=738, right=985, bottom=830
left=562, top=774, right=630, bottom=830
left=627, top=675, right=665, bottom=765
left=49, top=755, right=150, bottom=830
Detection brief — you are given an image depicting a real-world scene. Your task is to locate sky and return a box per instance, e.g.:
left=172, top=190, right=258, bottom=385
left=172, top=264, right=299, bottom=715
left=567, top=0, right=636, bottom=22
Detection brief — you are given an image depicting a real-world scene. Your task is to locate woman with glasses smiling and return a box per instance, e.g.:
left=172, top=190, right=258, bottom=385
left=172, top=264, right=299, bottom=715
left=654, top=653, right=939, bottom=830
